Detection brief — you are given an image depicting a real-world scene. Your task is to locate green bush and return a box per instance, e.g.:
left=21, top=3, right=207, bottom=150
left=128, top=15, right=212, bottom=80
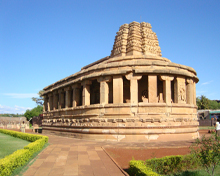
left=0, top=149, right=31, bottom=176
left=0, top=129, right=48, bottom=176
left=146, top=154, right=200, bottom=175
left=190, top=133, right=220, bottom=176
left=128, top=160, right=161, bottom=176
left=24, top=138, right=47, bottom=155
left=128, top=154, right=201, bottom=176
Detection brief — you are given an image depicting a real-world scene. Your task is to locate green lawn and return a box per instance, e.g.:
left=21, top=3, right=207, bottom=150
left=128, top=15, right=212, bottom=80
left=0, top=132, right=30, bottom=159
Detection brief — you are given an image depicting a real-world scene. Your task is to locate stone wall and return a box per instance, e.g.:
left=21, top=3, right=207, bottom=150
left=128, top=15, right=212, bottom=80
left=0, top=117, right=29, bottom=129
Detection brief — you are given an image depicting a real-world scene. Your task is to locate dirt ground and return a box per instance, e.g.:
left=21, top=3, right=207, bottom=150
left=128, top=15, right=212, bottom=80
left=104, top=130, right=211, bottom=170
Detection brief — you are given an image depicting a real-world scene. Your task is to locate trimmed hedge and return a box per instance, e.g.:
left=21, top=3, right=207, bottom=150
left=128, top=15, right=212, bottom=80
left=0, top=129, right=48, bottom=176
left=129, top=160, right=161, bottom=176
left=128, top=154, right=200, bottom=176
left=0, top=129, right=47, bottom=142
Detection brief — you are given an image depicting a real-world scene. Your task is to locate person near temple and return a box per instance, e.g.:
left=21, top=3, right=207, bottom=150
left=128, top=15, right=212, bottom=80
left=20, top=121, right=26, bottom=133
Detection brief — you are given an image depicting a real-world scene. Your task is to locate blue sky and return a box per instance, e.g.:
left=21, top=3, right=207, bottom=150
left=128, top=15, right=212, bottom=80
left=0, top=0, right=220, bottom=114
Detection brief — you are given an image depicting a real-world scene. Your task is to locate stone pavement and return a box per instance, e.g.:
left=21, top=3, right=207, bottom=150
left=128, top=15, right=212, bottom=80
left=23, top=134, right=196, bottom=176
left=23, top=134, right=126, bottom=176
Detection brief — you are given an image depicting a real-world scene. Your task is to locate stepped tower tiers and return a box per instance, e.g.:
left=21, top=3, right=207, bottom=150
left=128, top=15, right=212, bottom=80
left=42, top=21, right=199, bottom=142
left=111, top=21, right=162, bottom=57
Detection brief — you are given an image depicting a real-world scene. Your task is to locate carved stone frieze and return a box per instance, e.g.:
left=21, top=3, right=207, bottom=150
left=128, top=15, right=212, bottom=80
left=178, top=82, right=186, bottom=102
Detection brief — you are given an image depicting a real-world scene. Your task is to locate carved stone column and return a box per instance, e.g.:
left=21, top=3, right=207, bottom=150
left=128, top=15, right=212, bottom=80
left=48, top=93, right=53, bottom=111
left=53, top=91, right=58, bottom=110
left=64, top=87, right=71, bottom=108
left=113, top=75, right=123, bottom=104
left=58, top=89, right=65, bottom=109
left=148, top=75, right=157, bottom=103
left=125, top=73, right=142, bottom=104
left=186, top=79, right=194, bottom=104
left=81, top=80, right=92, bottom=106
left=175, top=77, right=186, bottom=104
left=160, top=76, right=174, bottom=104
left=72, top=84, right=81, bottom=107
left=98, top=76, right=112, bottom=105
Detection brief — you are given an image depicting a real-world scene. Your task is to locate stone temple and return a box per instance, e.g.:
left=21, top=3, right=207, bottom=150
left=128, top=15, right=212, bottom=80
left=42, top=21, right=199, bottom=142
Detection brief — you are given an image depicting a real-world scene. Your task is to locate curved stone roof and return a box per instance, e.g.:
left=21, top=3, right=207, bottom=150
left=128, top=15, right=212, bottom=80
left=43, top=21, right=199, bottom=94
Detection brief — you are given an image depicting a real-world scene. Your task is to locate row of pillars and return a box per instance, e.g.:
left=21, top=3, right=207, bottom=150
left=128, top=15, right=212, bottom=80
left=44, top=74, right=196, bottom=112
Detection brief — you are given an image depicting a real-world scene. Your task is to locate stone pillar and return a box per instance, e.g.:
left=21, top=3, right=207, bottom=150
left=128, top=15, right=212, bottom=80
left=48, top=93, right=53, bottom=111
left=81, top=80, right=92, bottom=106
left=47, top=96, right=50, bottom=111
left=157, top=83, right=165, bottom=103
left=160, top=76, right=174, bottom=104
left=64, top=87, right=71, bottom=108
left=58, top=89, right=65, bottom=109
left=175, top=77, right=186, bottom=104
left=148, top=75, right=157, bottom=103
left=98, top=76, right=112, bottom=105
left=53, top=91, right=58, bottom=110
left=193, top=81, right=196, bottom=105
left=125, top=73, right=142, bottom=104
left=113, top=75, right=123, bottom=104
left=186, top=79, right=194, bottom=104
left=72, top=84, right=81, bottom=107
left=43, top=95, right=47, bottom=112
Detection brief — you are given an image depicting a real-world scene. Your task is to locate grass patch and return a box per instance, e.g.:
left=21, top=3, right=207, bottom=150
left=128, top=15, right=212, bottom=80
left=0, top=133, right=30, bottom=159
left=169, top=165, right=220, bottom=176
left=0, top=129, right=48, bottom=176
left=10, top=143, right=49, bottom=176
left=199, top=126, right=215, bottom=130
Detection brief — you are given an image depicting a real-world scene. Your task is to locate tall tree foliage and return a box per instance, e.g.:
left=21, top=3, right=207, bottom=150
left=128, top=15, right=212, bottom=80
left=197, top=95, right=210, bottom=110
left=32, top=90, right=44, bottom=106
left=24, top=105, right=43, bottom=121
left=209, top=100, right=220, bottom=110
left=197, top=95, right=220, bottom=110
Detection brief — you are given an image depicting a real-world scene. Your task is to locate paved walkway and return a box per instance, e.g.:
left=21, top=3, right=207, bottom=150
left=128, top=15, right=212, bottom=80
left=23, top=134, right=196, bottom=176
left=23, top=135, right=126, bottom=176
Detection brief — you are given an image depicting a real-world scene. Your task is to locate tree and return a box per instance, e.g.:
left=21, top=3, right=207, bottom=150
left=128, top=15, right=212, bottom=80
left=32, top=90, right=44, bottom=106
left=197, top=95, right=210, bottom=110
left=24, top=105, right=43, bottom=121
left=209, top=100, right=220, bottom=110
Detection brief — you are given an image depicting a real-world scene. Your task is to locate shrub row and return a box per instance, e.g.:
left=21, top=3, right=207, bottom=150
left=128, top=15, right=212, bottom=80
left=129, top=160, right=161, bottom=176
left=0, top=129, right=48, bottom=176
left=128, top=154, right=200, bottom=176
left=0, top=129, right=47, bottom=142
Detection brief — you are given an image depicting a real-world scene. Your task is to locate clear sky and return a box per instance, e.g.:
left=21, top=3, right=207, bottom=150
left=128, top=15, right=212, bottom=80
left=0, top=0, right=220, bottom=114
